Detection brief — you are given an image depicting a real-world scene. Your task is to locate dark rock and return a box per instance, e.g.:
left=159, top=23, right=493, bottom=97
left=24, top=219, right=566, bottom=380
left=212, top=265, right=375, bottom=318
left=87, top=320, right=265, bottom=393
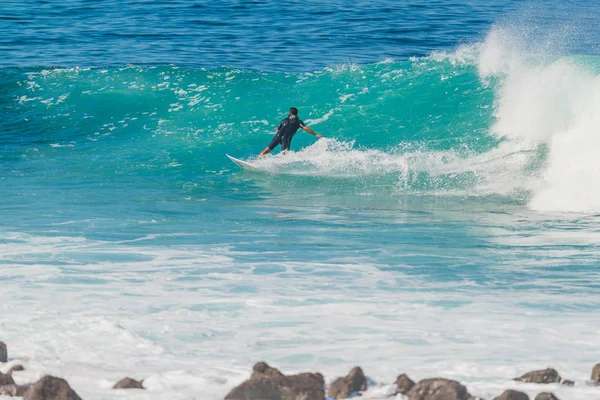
left=113, top=377, right=145, bottom=389
left=535, top=393, right=560, bottom=400
left=0, top=384, right=29, bottom=397
left=225, top=371, right=325, bottom=400
left=0, top=342, right=6, bottom=363
left=7, top=365, right=25, bottom=375
left=23, top=376, right=82, bottom=400
left=396, top=373, right=415, bottom=395
left=493, top=390, right=530, bottom=400
left=251, top=362, right=285, bottom=381
left=560, top=379, right=574, bottom=386
left=592, top=363, right=600, bottom=382
left=0, top=372, right=15, bottom=386
left=406, top=378, right=472, bottom=400
left=327, top=367, right=367, bottom=399
left=514, top=369, right=561, bottom=384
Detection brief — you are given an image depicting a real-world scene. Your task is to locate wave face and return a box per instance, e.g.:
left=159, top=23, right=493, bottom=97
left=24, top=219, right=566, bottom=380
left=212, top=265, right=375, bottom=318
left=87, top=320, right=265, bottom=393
left=4, top=27, right=600, bottom=213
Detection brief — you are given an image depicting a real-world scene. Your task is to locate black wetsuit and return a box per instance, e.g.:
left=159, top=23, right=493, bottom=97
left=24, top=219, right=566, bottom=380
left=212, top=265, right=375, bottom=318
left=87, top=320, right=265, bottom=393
left=267, top=115, right=305, bottom=151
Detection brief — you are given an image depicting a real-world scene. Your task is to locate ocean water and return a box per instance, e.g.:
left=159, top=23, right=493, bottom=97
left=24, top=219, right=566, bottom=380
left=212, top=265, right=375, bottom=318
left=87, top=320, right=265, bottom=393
left=2, top=1, right=600, bottom=399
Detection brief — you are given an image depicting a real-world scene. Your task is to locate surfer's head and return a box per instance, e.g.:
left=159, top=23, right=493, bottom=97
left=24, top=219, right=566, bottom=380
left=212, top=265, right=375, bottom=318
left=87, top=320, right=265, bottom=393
left=289, top=107, right=298, bottom=117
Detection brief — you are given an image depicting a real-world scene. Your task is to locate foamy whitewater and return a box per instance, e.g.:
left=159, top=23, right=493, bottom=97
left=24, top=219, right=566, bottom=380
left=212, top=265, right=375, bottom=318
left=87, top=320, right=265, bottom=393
left=3, top=14, right=600, bottom=400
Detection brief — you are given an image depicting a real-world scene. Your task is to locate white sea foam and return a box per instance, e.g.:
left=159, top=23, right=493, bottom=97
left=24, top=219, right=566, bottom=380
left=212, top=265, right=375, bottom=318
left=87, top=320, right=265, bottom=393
left=474, top=27, right=600, bottom=213
left=2, top=230, right=600, bottom=399
left=304, top=109, right=335, bottom=125
left=254, top=137, right=535, bottom=199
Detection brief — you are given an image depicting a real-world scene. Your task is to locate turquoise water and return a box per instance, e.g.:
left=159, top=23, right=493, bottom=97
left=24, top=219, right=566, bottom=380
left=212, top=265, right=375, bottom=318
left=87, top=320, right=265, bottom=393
left=3, top=1, right=600, bottom=400
left=2, top=59, right=497, bottom=234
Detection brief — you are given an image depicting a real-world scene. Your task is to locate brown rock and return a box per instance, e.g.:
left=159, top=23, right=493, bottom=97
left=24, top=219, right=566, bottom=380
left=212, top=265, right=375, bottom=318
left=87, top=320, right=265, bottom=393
left=396, top=373, right=415, bottom=395
left=493, top=390, right=530, bottom=400
left=23, top=376, right=82, bottom=400
left=406, top=378, right=472, bottom=400
left=0, top=372, right=15, bottom=386
left=7, top=365, right=25, bottom=375
left=0, top=384, right=29, bottom=397
left=225, top=371, right=325, bottom=400
left=535, top=393, right=560, bottom=400
left=514, top=369, right=561, bottom=384
left=327, top=366, right=367, bottom=400
left=251, top=362, right=285, bottom=381
left=560, top=379, right=574, bottom=386
left=592, top=363, right=600, bottom=382
left=0, top=342, right=6, bottom=363
left=113, top=377, right=145, bottom=389
left=0, top=385, right=18, bottom=397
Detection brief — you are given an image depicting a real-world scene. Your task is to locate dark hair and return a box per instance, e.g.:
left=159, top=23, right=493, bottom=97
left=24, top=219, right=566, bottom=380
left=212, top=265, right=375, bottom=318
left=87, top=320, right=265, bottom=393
left=289, top=107, right=298, bottom=116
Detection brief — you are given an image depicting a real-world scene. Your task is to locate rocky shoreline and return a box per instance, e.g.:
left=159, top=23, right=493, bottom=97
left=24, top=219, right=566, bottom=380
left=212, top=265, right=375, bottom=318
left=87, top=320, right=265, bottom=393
left=223, top=362, right=591, bottom=400
left=1, top=341, right=600, bottom=399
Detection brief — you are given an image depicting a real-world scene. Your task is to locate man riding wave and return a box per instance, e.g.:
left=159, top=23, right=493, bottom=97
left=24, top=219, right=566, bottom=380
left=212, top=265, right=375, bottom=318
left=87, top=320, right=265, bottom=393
left=258, top=107, right=323, bottom=158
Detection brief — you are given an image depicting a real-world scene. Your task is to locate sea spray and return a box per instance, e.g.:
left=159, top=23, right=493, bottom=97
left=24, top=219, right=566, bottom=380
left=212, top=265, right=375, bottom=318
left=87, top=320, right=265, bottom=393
left=474, top=27, right=600, bottom=212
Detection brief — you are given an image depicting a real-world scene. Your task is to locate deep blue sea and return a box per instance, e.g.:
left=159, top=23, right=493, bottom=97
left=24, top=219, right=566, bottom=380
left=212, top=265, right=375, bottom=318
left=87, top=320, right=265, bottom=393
left=2, top=1, right=600, bottom=399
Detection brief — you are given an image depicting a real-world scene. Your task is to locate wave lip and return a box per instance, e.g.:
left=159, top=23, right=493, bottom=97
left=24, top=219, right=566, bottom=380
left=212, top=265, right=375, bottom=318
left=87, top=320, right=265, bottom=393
left=473, top=26, right=600, bottom=213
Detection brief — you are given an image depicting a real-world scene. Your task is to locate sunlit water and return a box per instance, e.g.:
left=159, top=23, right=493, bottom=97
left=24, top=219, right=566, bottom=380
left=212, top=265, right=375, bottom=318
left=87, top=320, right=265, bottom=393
left=2, top=1, right=600, bottom=399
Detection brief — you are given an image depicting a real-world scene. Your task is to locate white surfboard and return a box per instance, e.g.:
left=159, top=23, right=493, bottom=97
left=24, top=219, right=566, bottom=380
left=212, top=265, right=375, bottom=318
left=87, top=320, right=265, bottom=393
left=226, top=154, right=262, bottom=171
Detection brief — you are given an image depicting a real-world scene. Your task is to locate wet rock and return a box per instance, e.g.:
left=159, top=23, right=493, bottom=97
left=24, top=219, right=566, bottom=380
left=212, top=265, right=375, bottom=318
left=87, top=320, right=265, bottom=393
left=0, top=385, right=18, bottom=397
left=406, top=378, right=472, bottom=400
left=0, top=372, right=15, bottom=386
left=327, top=366, right=367, bottom=399
left=113, top=377, right=145, bottom=389
left=493, top=390, right=529, bottom=400
left=23, top=376, right=82, bottom=400
left=225, top=368, right=325, bottom=400
left=535, top=393, right=560, bottom=400
left=251, top=362, right=285, bottom=381
left=514, top=368, right=561, bottom=384
left=0, top=384, right=29, bottom=397
left=0, top=342, right=6, bottom=363
left=591, top=363, right=600, bottom=382
left=396, top=373, right=415, bottom=395
left=7, top=365, right=25, bottom=375
left=560, top=379, right=574, bottom=386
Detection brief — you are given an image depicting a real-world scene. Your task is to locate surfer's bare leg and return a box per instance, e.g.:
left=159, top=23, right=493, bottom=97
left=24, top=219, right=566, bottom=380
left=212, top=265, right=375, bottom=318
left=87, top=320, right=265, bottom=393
left=259, top=147, right=272, bottom=158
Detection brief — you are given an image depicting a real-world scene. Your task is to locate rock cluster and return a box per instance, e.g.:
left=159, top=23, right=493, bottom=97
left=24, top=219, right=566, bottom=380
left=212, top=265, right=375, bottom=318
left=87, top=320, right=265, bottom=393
left=4, top=339, right=600, bottom=399
left=0, top=342, right=146, bottom=399
left=224, top=363, right=600, bottom=400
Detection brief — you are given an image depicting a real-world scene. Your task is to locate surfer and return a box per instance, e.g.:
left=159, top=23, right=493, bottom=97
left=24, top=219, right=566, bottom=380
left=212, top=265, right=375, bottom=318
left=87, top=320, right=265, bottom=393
left=258, top=107, right=323, bottom=158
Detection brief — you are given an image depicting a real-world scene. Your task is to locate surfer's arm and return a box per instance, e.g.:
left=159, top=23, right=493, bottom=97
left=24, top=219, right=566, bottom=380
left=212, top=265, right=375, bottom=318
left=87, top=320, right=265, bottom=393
left=302, top=125, right=323, bottom=138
